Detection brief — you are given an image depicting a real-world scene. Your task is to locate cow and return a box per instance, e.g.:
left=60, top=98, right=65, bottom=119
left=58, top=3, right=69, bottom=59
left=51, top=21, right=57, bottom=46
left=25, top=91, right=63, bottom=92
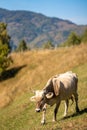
left=30, top=71, right=80, bottom=124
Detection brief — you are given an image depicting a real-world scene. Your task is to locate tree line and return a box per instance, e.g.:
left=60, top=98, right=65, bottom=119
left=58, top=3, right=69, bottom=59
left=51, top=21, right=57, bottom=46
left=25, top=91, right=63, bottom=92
left=61, top=30, right=87, bottom=47
left=16, top=29, right=87, bottom=51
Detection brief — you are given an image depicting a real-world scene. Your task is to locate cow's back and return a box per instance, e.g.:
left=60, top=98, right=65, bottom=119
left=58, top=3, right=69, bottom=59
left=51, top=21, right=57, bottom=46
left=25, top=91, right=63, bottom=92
left=57, top=72, right=78, bottom=100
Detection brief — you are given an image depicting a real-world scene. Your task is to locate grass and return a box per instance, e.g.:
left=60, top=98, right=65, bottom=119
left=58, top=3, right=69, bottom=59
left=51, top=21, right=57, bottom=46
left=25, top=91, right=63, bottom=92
left=0, top=44, right=87, bottom=130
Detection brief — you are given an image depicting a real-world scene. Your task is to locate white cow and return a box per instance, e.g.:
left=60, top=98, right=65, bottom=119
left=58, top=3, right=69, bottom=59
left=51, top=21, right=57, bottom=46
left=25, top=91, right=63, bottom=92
left=30, top=71, right=80, bottom=124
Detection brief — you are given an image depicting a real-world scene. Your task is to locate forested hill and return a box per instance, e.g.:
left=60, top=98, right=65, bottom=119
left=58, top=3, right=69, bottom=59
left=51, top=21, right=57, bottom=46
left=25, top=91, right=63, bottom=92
left=0, top=8, right=87, bottom=48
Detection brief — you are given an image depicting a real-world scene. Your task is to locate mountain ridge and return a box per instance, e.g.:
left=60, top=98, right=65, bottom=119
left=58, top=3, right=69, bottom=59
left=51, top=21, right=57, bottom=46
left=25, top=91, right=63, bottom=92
left=0, top=8, right=87, bottom=48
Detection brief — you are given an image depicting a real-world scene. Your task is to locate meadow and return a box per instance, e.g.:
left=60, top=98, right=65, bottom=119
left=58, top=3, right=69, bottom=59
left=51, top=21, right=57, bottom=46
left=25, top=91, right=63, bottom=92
left=0, top=44, right=87, bottom=130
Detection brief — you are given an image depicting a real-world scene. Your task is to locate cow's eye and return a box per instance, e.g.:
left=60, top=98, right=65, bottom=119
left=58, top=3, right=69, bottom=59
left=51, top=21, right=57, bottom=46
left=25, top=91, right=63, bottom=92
left=41, top=97, right=44, bottom=101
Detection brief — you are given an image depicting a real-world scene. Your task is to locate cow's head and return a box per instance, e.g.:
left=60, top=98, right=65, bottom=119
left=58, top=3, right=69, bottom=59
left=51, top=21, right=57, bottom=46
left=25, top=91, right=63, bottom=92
left=30, top=90, right=54, bottom=112
left=30, top=77, right=60, bottom=112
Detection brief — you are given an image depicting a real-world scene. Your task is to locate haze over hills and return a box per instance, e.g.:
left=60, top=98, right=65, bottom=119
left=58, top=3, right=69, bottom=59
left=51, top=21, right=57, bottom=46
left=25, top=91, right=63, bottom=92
left=0, top=8, right=87, bottom=48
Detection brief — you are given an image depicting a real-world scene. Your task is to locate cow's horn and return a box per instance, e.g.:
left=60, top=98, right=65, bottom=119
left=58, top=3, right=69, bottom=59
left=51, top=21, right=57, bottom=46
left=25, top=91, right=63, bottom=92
left=30, top=88, right=35, bottom=94
left=46, top=92, right=54, bottom=99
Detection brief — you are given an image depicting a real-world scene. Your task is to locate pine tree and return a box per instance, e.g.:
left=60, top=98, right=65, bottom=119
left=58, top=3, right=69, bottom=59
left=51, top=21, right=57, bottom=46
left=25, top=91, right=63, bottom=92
left=0, top=22, right=11, bottom=75
left=17, top=39, right=28, bottom=52
left=43, top=41, right=54, bottom=49
left=62, top=32, right=81, bottom=46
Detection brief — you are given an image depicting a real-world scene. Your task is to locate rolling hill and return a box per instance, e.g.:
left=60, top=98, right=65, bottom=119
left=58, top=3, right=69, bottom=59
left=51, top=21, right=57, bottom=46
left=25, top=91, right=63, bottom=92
left=0, top=44, right=87, bottom=129
left=0, top=8, right=87, bottom=48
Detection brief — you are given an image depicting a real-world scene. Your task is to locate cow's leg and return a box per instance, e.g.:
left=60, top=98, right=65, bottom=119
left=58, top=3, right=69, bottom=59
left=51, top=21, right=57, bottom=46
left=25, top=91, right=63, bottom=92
left=63, top=99, right=69, bottom=117
left=41, top=104, right=47, bottom=124
left=53, top=101, right=61, bottom=122
left=41, top=110, right=46, bottom=124
left=74, top=93, right=80, bottom=112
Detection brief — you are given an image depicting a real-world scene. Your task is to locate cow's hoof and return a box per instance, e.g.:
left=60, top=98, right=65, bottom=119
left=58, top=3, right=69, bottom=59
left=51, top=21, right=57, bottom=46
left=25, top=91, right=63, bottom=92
left=52, top=119, right=56, bottom=122
left=63, top=115, right=67, bottom=118
left=76, top=108, right=80, bottom=113
left=41, top=120, right=45, bottom=125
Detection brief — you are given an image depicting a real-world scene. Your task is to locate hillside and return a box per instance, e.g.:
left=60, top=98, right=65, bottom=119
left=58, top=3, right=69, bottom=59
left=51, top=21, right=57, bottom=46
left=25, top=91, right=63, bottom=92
left=0, top=8, right=87, bottom=48
left=0, top=44, right=87, bottom=129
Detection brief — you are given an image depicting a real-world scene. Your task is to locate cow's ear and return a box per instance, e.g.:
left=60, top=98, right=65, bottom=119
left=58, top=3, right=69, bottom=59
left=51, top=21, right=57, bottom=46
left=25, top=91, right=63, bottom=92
left=30, top=96, right=36, bottom=102
left=52, top=78, right=60, bottom=96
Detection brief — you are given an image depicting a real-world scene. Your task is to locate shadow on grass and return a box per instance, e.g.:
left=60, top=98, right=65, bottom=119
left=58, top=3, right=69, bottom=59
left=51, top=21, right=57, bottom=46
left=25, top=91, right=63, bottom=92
left=0, top=65, right=27, bottom=82
left=61, top=108, right=87, bottom=120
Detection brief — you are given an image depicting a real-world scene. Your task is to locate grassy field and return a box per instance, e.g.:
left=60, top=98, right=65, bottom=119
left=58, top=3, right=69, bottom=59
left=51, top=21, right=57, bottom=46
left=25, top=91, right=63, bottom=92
left=0, top=44, right=87, bottom=130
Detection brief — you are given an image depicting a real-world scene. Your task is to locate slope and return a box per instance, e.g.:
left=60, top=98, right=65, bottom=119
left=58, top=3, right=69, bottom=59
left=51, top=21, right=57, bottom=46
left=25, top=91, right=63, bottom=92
left=0, top=44, right=87, bottom=130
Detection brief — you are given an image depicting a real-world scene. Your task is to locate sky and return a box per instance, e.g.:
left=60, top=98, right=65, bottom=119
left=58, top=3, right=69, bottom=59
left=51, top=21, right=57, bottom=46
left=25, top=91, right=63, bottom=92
left=0, top=0, right=87, bottom=25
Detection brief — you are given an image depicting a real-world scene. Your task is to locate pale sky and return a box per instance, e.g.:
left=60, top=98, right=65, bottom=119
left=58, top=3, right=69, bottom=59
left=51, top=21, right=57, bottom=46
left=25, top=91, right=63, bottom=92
left=0, top=0, right=87, bottom=25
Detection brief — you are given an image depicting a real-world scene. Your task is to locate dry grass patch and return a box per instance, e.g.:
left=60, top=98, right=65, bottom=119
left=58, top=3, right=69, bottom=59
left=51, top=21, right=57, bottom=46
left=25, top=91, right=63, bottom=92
left=0, top=44, right=87, bottom=108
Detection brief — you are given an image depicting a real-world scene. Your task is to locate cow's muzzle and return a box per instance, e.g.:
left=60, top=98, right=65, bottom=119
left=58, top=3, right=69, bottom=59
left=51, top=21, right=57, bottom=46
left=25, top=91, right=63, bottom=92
left=35, top=108, right=41, bottom=112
